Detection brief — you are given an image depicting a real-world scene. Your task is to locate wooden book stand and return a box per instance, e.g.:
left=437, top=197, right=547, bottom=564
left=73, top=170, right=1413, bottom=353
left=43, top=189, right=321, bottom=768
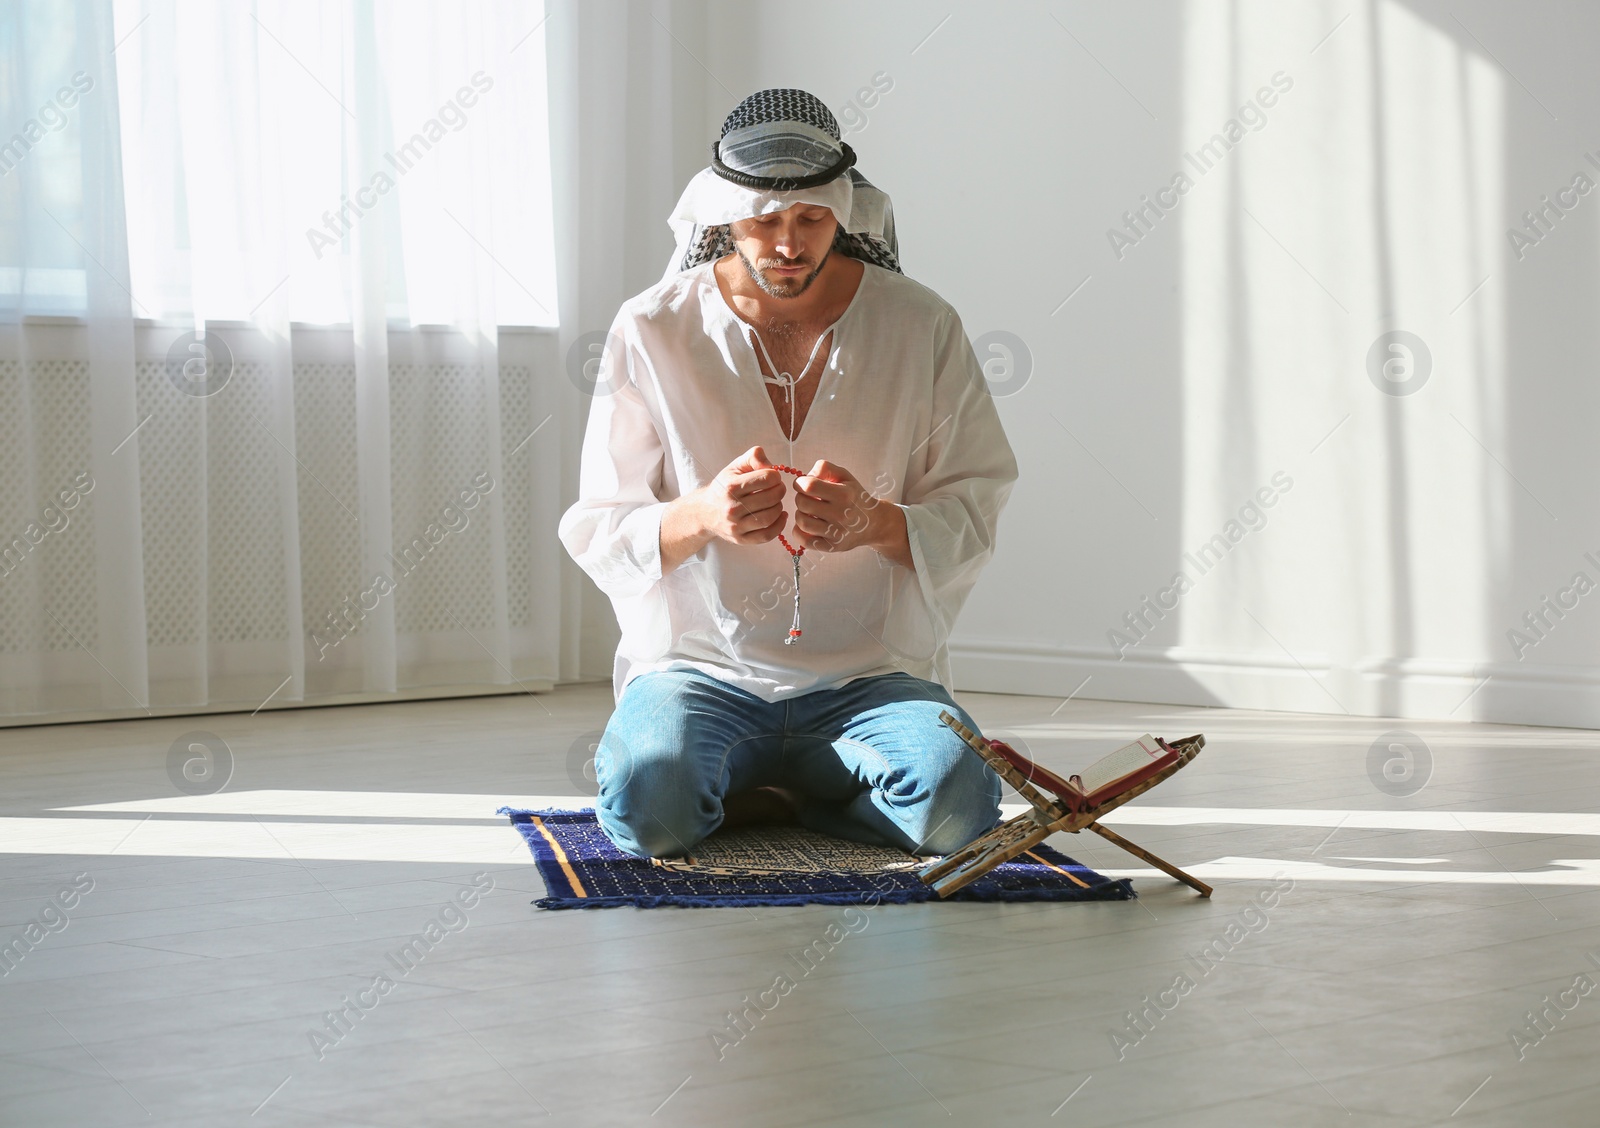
left=918, top=710, right=1212, bottom=898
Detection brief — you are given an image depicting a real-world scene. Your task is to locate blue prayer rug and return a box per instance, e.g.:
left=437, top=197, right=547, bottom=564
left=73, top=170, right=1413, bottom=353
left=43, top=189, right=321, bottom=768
left=498, top=807, right=1136, bottom=909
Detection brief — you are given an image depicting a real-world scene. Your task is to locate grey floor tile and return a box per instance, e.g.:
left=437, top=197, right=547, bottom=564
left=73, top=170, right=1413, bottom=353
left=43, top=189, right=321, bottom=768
left=2, top=684, right=1597, bottom=1124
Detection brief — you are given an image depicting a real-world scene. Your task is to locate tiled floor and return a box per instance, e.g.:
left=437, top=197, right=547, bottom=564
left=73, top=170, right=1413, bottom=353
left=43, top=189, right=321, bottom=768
left=2, top=682, right=1598, bottom=1126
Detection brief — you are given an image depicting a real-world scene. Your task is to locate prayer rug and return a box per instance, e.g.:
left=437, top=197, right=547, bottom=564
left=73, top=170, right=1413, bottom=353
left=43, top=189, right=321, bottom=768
left=498, top=807, right=1136, bottom=909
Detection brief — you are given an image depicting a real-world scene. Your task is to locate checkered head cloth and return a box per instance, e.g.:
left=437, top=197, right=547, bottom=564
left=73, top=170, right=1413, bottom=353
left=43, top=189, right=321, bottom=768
left=712, top=89, right=857, bottom=189
left=664, top=88, right=902, bottom=279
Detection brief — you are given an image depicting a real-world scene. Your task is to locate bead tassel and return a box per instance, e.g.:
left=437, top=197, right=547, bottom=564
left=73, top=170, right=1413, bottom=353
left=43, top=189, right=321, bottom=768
left=773, top=463, right=806, bottom=644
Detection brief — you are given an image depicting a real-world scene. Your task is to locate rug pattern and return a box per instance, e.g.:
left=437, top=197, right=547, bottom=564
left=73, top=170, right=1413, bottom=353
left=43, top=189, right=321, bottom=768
left=498, top=808, right=1137, bottom=909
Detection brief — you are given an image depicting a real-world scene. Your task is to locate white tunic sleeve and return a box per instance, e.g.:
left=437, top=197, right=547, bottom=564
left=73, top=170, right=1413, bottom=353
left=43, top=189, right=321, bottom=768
left=893, top=308, right=1020, bottom=679
left=556, top=318, right=671, bottom=601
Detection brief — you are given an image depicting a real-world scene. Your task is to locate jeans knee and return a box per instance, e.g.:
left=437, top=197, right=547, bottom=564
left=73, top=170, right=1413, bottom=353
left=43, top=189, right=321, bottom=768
left=915, top=799, right=999, bottom=855
left=597, top=804, right=699, bottom=859
left=940, top=734, right=996, bottom=784
left=892, top=746, right=1001, bottom=854
left=595, top=745, right=718, bottom=859
left=906, top=735, right=1000, bottom=801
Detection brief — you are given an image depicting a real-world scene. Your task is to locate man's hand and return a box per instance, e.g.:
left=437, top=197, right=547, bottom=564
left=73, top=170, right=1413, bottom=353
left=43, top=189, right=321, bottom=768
left=698, top=445, right=789, bottom=545
left=793, top=460, right=910, bottom=567
left=660, top=445, right=788, bottom=573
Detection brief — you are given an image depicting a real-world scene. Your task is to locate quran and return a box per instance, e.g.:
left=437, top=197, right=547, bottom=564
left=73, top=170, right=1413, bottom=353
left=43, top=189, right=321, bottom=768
left=920, top=712, right=1210, bottom=899
left=980, top=732, right=1181, bottom=817
left=1062, top=734, right=1179, bottom=812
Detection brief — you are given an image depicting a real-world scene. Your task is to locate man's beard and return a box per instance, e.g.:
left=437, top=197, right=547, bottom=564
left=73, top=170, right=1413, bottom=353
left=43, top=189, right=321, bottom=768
left=736, top=239, right=834, bottom=298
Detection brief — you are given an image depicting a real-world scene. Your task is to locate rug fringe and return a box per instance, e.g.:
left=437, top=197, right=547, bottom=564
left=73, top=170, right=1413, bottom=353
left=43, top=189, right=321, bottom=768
left=530, top=879, right=1136, bottom=910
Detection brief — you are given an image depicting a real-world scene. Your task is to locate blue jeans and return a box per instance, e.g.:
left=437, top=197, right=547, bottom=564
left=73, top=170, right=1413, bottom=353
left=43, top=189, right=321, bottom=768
left=593, top=669, right=1003, bottom=859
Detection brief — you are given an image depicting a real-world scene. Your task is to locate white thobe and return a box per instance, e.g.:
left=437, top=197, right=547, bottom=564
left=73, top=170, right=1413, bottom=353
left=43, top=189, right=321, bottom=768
left=558, top=259, right=1019, bottom=705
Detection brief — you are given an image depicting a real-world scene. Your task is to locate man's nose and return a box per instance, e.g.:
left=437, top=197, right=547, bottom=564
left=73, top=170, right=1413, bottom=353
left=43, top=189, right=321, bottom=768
left=773, top=225, right=804, bottom=258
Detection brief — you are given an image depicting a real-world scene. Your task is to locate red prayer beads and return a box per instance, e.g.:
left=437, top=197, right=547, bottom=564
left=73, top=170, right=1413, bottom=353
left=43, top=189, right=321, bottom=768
left=773, top=464, right=805, bottom=562
left=773, top=463, right=806, bottom=641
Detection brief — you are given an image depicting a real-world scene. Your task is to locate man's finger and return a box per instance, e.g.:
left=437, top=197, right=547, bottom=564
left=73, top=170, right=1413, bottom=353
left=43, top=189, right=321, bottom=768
left=735, top=472, right=777, bottom=493
left=737, top=469, right=784, bottom=496
left=728, top=444, right=776, bottom=474
left=796, top=475, right=844, bottom=500
left=733, top=488, right=781, bottom=516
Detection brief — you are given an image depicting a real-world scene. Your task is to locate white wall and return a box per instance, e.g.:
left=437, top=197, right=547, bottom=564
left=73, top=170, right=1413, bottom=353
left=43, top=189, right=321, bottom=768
left=598, top=0, right=1600, bottom=730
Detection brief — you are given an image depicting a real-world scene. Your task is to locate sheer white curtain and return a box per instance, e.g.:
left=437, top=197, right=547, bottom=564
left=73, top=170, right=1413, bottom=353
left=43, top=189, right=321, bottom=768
left=0, top=0, right=150, bottom=718
left=544, top=0, right=729, bottom=687
left=0, top=0, right=580, bottom=721
left=0, top=0, right=720, bottom=723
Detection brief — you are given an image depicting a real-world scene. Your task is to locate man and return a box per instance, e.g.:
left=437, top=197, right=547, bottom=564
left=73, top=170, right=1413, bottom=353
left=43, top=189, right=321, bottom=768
left=558, top=88, right=1019, bottom=860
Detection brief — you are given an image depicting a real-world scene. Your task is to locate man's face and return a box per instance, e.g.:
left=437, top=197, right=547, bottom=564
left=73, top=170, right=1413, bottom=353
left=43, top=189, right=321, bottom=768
left=728, top=202, right=837, bottom=299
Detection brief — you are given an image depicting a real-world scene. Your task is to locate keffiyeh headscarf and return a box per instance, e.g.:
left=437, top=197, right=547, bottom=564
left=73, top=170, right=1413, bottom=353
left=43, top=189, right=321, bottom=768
left=663, top=88, right=902, bottom=283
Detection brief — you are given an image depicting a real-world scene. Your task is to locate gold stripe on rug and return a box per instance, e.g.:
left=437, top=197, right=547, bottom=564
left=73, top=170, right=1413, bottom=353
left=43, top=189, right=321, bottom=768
left=1024, top=848, right=1090, bottom=889
left=531, top=815, right=588, bottom=898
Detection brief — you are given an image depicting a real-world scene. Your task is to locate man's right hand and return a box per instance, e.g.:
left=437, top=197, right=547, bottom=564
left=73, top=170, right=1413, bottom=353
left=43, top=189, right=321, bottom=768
left=660, top=446, right=789, bottom=573
left=697, top=445, right=790, bottom=545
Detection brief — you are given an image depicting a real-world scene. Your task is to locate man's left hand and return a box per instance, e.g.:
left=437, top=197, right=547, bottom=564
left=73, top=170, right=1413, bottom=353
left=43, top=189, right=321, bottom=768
left=792, top=460, right=888, bottom=554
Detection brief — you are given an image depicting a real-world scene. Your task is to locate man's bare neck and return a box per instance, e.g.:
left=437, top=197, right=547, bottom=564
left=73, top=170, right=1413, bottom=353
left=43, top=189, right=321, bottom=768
left=714, top=253, right=865, bottom=332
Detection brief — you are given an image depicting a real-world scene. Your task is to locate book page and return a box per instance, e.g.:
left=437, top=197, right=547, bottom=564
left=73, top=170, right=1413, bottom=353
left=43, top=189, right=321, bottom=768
left=1073, top=734, right=1165, bottom=796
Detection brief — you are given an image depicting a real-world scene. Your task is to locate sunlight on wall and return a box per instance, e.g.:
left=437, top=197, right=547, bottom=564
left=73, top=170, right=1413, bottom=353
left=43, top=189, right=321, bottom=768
left=1176, top=0, right=1505, bottom=715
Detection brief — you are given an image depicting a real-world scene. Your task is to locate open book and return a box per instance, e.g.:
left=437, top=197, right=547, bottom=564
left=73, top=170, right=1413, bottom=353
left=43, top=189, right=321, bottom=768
left=982, top=731, right=1182, bottom=814
left=1062, top=734, right=1179, bottom=811
left=926, top=709, right=1211, bottom=898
